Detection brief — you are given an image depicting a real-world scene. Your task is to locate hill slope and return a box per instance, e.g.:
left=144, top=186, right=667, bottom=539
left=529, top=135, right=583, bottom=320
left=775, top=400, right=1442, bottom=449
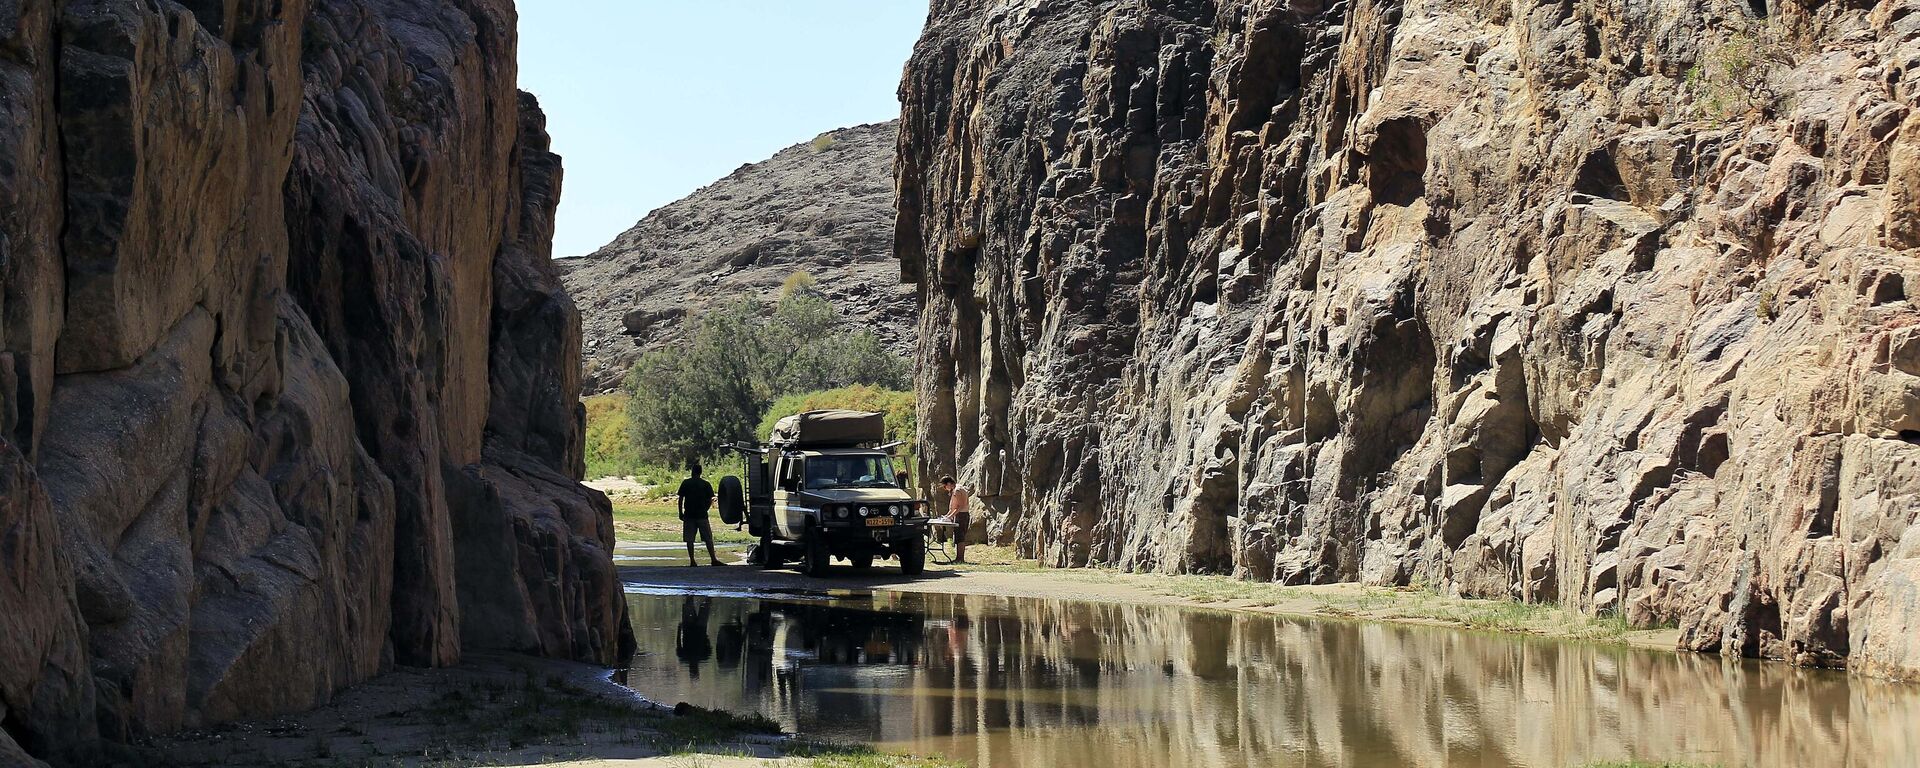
left=562, top=121, right=913, bottom=391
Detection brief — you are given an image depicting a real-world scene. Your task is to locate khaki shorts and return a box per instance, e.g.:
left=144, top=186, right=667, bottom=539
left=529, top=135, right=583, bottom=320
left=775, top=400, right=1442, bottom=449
left=682, top=516, right=713, bottom=543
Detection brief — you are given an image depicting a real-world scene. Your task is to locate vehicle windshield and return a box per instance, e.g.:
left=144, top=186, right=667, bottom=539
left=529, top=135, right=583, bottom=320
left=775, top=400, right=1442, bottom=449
left=805, top=455, right=897, bottom=490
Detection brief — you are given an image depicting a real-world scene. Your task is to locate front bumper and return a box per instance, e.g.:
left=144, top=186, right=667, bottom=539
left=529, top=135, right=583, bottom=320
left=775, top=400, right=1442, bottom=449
left=817, top=518, right=927, bottom=547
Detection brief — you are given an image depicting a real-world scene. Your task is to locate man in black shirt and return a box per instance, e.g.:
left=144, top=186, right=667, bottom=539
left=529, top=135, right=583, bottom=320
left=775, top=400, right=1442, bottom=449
left=678, top=463, right=721, bottom=566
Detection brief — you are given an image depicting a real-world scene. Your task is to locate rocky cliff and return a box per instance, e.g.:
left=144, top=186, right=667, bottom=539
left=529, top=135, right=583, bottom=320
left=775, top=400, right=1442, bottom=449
left=900, top=0, right=1920, bottom=679
left=562, top=121, right=913, bottom=392
left=0, top=1, right=626, bottom=763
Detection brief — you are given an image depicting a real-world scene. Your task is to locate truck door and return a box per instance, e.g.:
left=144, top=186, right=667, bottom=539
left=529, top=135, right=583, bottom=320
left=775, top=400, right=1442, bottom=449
left=772, top=455, right=806, bottom=539
left=746, top=452, right=774, bottom=537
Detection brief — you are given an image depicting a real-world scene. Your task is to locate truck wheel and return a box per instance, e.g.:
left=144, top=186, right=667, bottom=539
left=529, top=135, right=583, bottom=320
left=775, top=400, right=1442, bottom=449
left=849, top=554, right=874, bottom=570
left=804, top=528, right=832, bottom=577
left=898, top=531, right=926, bottom=576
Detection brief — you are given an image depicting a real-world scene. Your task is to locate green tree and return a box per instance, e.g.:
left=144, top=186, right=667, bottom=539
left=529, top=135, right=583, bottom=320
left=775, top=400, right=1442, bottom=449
left=623, top=301, right=764, bottom=464
left=621, top=290, right=911, bottom=465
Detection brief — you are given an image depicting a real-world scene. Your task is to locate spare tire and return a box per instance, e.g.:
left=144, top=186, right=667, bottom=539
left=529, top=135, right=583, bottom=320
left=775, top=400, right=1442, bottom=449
left=718, top=475, right=746, bottom=526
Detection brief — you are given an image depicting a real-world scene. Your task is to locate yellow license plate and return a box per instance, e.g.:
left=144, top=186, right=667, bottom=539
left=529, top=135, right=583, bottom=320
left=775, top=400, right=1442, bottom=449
left=865, top=517, right=894, bottom=527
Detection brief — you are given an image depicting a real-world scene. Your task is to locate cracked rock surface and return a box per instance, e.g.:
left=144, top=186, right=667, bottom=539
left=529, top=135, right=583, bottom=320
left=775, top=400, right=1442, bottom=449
left=900, top=0, right=1920, bottom=679
left=0, top=1, right=626, bottom=762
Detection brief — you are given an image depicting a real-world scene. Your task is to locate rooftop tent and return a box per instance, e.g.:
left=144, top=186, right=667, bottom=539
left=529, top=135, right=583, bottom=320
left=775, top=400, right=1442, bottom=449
left=770, top=409, right=886, bottom=447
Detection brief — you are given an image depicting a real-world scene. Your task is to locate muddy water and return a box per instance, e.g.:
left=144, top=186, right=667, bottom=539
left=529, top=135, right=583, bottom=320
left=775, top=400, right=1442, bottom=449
left=622, top=589, right=1917, bottom=768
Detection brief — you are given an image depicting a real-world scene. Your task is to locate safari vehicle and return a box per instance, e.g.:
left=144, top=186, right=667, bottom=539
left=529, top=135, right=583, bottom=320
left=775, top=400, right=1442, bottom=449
left=719, top=410, right=928, bottom=577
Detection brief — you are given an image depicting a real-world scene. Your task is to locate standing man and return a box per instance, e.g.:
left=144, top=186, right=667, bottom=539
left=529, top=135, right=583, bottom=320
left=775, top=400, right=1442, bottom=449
left=679, top=463, right=721, bottom=566
left=939, top=475, right=970, bottom=565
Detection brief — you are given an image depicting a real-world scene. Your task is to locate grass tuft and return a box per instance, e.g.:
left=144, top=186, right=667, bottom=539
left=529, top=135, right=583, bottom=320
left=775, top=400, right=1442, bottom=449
left=1582, top=761, right=1722, bottom=768
left=787, top=740, right=968, bottom=768
left=651, top=704, right=782, bottom=751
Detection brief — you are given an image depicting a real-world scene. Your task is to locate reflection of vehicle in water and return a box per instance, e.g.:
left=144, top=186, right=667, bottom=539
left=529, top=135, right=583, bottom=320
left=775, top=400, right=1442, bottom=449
left=722, top=410, right=930, bottom=577
left=766, top=600, right=926, bottom=669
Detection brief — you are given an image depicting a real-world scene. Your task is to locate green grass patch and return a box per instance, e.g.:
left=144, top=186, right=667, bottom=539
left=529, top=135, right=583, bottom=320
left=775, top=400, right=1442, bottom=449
left=1582, top=761, right=1721, bottom=768
left=584, top=393, right=647, bottom=479
left=787, top=741, right=967, bottom=768
left=611, top=499, right=754, bottom=544
left=947, top=544, right=1052, bottom=573
left=651, top=705, right=782, bottom=751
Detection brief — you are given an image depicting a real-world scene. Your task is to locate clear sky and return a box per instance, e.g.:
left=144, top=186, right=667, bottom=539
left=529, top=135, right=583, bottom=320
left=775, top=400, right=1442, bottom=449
left=518, top=3, right=929, bottom=258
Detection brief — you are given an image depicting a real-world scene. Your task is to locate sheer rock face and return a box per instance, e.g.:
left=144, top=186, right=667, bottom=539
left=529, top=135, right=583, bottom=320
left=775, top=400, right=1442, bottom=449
left=0, top=0, right=624, bottom=762
left=562, top=121, right=913, bottom=393
left=900, top=0, right=1920, bottom=679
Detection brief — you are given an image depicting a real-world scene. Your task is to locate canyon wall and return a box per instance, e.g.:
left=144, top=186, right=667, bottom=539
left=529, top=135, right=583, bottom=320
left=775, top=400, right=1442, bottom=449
left=900, top=0, right=1920, bottom=678
left=0, top=0, right=625, bottom=763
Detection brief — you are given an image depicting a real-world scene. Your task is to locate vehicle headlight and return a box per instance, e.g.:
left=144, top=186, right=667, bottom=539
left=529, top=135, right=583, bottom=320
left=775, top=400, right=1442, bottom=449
left=888, top=505, right=901, bottom=516
left=835, top=507, right=850, bottom=519
left=858, top=506, right=871, bottom=517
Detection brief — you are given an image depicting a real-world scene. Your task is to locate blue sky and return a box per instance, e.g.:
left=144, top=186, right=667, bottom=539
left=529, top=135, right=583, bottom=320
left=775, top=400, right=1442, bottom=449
left=519, top=3, right=929, bottom=258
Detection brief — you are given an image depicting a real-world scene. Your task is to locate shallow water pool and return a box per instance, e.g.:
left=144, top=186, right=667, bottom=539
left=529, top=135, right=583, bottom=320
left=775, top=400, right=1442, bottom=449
left=621, top=588, right=1917, bottom=767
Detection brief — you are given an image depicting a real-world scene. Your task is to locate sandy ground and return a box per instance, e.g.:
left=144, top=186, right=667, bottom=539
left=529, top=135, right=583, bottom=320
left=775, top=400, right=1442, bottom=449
left=586, top=477, right=657, bottom=500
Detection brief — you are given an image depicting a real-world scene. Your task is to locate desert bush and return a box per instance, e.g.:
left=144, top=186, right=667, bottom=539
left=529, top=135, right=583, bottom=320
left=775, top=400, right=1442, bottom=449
left=1688, top=27, right=1797, bottom=123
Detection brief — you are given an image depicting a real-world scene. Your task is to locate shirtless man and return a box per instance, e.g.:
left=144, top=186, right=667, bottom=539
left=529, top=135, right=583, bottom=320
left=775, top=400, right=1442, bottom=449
left=938, top=476, right=970, bottom=565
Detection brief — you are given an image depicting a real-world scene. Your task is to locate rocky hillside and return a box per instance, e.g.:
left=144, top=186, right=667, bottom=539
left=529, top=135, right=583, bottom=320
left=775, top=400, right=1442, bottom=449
left=900, top=0, right=1920, bottom=680
left=0, top=1, right=625, bottom=763
left=562, top=121, right=913, bottom=392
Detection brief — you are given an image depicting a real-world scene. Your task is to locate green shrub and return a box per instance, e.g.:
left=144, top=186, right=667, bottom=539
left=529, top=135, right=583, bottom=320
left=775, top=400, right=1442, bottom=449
left=1688, top=28, right=1797, bottom=123
left=781, top=269, right=819, bottom=298
left=623, top=302, right=767, bottom=465
left=809, top=134, right=839, bottom=153
left=619, top=289, right=911, bottom=467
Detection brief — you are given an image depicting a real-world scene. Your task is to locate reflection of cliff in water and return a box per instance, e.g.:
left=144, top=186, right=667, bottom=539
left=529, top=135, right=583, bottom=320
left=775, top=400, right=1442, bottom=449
left=623, top=591, right=1919, bottom=768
